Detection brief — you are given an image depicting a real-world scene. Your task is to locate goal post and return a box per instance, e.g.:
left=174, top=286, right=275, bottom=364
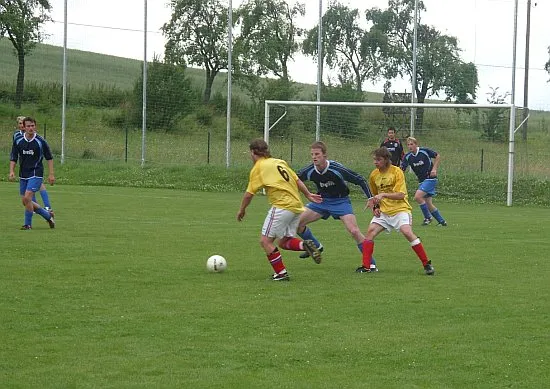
left=264, top=100, right=520, bottom=206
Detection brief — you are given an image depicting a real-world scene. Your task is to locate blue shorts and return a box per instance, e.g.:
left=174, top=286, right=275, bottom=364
left=418, top=178, right=438, bottom=197
left=306, top=197, right=354, bottom=220
left=20, top=177, right=43, bottom=196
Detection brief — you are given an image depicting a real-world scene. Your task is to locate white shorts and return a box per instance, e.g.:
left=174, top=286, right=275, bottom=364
left=262, top=207, right=301, bottom=239
left=371, top=211, right=412, bottom=233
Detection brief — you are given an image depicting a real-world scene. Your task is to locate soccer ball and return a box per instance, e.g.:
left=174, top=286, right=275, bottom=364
left=206, top=255, right=227, bottom=273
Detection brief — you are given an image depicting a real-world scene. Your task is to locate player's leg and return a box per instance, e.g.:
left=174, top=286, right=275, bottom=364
left=38, top=183, right=53, bottom=214
left=297, top=207, right=325, bottom=258
left=26, top=178, right=55, bottom=228
left=399, top=223, right=435, bottom=275
left=280, top=212, right=322, bottom=264
left=340, top=214, right=378, bottom=269
left=425, top=197, right=446, bottom=226
left=414, top=184, right=432, bottom=225
left=19, top=180, right=33, bottom=229
left=357, top=221, right=385, bottom=273
left=260, top=234, right=289, bottom=280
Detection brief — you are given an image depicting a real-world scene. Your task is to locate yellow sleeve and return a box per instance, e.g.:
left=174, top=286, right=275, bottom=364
left=369, top=170, right=378, bottom=196
left=393, top=167, right=407, bottom=194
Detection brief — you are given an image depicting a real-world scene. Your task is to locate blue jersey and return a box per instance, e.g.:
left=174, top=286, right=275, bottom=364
left=13, top=129, right=24, bottom=142
left=10, top=134, right=53, bottom=179
left=401, top=147, right=438, bottom=182
left=297, top=160, right=372, bottom=198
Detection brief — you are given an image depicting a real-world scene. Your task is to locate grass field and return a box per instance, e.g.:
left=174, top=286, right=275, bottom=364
left=1, top=182, right=548, bottom=388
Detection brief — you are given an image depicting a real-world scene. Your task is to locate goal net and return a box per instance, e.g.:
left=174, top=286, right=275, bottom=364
left=264, top=100, right=523, bottom=206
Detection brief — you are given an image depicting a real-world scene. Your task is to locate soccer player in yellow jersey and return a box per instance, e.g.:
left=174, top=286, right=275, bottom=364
left=356, top=147, right=435, bottom=275
left=237, top=139, right=323, bottom=281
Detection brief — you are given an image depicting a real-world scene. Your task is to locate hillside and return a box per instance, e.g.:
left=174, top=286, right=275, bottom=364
left=0, top=40, right=385, bottom=101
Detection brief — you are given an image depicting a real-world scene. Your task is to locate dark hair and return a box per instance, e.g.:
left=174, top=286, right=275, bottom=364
left=373, top=146, right=392, bottom=161
left=310, top=141, right=327, bottom=154
left=23, top=116, right=36, bottom=126
left=387, top=127, right=396, bottom=132
left=249, top=138, right=271, bottom=158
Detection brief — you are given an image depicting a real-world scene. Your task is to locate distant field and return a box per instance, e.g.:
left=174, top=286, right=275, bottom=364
left=1, top=183, right=548, bottom=388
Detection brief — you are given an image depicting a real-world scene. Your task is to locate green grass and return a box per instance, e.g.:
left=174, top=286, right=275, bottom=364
left=1, top=182, right=548, bottom=388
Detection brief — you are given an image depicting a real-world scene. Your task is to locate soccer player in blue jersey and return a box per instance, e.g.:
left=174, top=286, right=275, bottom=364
left=296, top=141, right=378, bottom=271
left=401, top=137, right=447, bottom=226
left=357, top=147, right=434, bottom=275
left=13, top=116, right=54, bottom=215
left=237, top=139, right=322, bottom=281
left=9, top=117, right=56, bottom=230
left=380, top=127, right=404, bottom=166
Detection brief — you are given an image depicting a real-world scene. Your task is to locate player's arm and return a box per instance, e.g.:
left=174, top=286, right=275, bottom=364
left=237, top=191, right=254, bottom=221
left=9, top=143, right=18, bottom=181
left=46, top=158, right=55, bottom=185
left=431, top=152, right=441, bottom=177
left=338, top=164, right=374, bottom=199
left=297, top=179, right=322, bottom=204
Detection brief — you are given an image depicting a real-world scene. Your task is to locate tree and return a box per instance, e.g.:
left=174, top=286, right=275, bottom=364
left=302, top=2, right=385, bottom=92
left=367, top=0, right=478, bottom=128
left=131, top=57, right=197, bottom=130
left=234, top=0, right=304, bottom=82
left=162, top=0, right=229, bottom=103
left=545, top=46, right=550, bottom=80
left=0, top=0, right=51, bottom=109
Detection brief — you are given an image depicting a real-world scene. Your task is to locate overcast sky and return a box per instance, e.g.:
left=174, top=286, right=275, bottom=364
left=42, top=0, right=550, bottom=110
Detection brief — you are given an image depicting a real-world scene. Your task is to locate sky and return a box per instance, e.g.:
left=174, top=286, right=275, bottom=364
left=42, top=0, right=550, bottom=110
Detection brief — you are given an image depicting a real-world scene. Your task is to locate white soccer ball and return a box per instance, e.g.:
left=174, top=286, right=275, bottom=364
left=206, top=255, right=227, bottom=273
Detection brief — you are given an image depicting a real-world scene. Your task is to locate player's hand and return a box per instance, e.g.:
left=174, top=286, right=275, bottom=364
left=308, top=193, right=322, bottom=204
left=373, top=208, right=381, bottom=217
left=237, top=210, right=245, bottom=221
left=48, top=174, right=55, bottom=185
left=8, top=172, right=15, bottom=181
left=430, top=169, right=437, bottom=178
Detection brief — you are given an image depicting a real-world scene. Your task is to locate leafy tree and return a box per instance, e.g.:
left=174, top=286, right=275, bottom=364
left=162, top=0, right=229, bottom=103
left=367, top=0, right=478, bottom=128
left=0, top=0, right=51, bottom=109
left=302, top=2, right=385, bottom=92
left=234, top=0, right=304, bottom=82
left=131, top=58, right=197, bottom=130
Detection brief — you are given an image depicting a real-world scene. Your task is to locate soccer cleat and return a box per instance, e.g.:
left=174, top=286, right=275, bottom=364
left=46, top=212, right=55, bottom=229
left=272, top=272, right=290, bottom=281
left=424, top=261, right=435, bottom=275
left=20, top=225, right=32, bottom=230
left=422, top=218, right=433, bottom=226
left=45, top=207, right=55, bottom=218
left=369, top=264, right=379, bottom=272
left=299, top=245, right=324, bottom=259
left=355, top=266, right=372, bottom=273
left=302, top=240, right=322, bottom=264
left=437, top=221, right=447, bottom=227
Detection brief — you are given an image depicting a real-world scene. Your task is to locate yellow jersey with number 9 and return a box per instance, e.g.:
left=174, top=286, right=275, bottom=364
left=246, top=157, right=305, bottom=214
left=369, top=165, right=412, bottom=215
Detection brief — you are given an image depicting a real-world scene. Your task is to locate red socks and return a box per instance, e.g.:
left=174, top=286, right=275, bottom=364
left=411, top=242, right=429, bottom=266
left=362, top=240, right=374, bottom=268
left=279, top=238, right=303, bottom=251
left=267, top=248, right=286, bottom=274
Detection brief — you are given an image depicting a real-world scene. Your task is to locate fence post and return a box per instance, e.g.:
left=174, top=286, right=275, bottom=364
left=480, top=148, right=484, bottom=172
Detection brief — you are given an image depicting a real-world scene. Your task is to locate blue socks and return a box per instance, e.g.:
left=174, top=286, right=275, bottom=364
left=24, top=210, right=33, bottom=226
left=40, top=189, right=51, bottom=209
left=420, top=203, right=431, bottom=219
left=298, top=227, right=322, bottom=249
left=430, top=208, right=445, bottom=224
